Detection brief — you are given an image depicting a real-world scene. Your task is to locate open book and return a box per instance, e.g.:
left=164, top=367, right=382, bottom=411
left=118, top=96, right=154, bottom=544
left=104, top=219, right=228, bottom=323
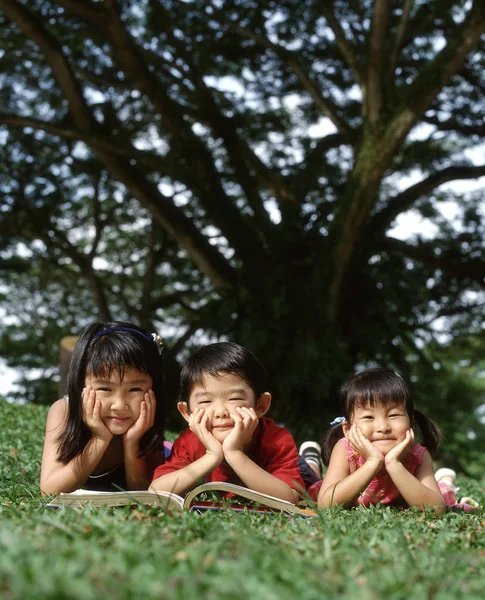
left=45, top=481, right=317, bottom=516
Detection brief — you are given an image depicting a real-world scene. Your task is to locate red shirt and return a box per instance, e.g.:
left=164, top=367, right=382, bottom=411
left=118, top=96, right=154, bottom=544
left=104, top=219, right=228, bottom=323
left=152, top=417, right=304, bottom=492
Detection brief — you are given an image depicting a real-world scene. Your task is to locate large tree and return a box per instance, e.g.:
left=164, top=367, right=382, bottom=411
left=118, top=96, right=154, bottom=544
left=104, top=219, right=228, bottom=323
left=1, top=1, right=484, bottom=449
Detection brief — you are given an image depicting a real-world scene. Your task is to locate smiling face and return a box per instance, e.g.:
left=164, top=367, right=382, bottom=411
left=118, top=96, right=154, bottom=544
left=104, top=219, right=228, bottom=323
left=85, top=367, right=153, bottom=435
left=348, top=402, right=411, bottom=455
left=179, top=372, right=270, bottom=444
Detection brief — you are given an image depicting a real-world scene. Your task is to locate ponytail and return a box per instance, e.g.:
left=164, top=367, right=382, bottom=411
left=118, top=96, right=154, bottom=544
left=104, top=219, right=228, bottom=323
left=321, top=422, right=346, bottom=466
left=413, top=409, right=442, bottom=456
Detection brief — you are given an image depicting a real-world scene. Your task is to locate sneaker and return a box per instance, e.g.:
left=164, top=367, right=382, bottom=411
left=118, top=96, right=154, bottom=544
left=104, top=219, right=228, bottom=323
left=435, top=468, right=457, bottom=484
left=459, top=496, right=479, bottom=508
left=299, top=441, right=323, bottom=474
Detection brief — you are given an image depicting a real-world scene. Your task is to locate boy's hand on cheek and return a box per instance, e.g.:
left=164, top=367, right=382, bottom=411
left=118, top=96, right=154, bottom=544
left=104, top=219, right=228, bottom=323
left=222, top=407, right=259, bottom=453
left=189, top=408, right=224, bottom=460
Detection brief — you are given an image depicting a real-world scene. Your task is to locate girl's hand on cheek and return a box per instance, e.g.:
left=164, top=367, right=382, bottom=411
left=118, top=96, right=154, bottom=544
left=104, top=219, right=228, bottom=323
left=124, top=390, right=156, bottom=447
left=222, top=407, right=258, bottom=453
left=82, top=387, right=112, bottom=443
left=347, top=424, right=384, bottom=465
left=385, top=429, right=414, bottom=467
left=189, top=408, right=223, bottom=460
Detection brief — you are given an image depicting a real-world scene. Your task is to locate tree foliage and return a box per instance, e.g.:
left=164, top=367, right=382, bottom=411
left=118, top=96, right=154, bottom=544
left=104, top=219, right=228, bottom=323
left=1, top=1, right=484, bottom=459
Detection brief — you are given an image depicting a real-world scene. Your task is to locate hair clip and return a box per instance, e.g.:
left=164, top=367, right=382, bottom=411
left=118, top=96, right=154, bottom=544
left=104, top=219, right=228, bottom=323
left=151, top=333, right=164, bottom=355
left=330, top=416, right=346, bottom=426
left=93, top=327, right=163, bottom=355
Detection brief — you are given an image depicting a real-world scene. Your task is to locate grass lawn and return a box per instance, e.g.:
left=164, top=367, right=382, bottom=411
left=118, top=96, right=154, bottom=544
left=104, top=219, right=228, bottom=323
left=0, top=399, right=484, bottom=599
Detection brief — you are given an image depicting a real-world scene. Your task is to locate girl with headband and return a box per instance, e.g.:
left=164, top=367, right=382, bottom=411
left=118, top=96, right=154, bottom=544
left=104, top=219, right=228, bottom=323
left=40, top=321, right=168, bottom=494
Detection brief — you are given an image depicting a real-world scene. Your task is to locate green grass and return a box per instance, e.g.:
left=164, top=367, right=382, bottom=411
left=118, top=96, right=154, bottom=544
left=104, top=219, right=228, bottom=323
left=1, top=399, right=484, bottom=599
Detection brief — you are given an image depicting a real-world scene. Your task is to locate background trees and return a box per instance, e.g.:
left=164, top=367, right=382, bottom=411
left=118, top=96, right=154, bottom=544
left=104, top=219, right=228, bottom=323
left=1, top=0, right=484, bottom=466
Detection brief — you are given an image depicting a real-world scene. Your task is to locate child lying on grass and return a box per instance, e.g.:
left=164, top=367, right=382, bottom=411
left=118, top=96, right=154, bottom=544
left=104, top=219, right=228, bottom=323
left=315, top=368, right=445, bottom=511
left=41, top=322, right=169, bottom=494
left=150, top=342, right=313, bottom=503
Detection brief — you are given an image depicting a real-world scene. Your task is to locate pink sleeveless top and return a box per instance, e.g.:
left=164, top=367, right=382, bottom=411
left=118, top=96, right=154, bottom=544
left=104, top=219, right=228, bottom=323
left=340, top=439, right=426, bottom=506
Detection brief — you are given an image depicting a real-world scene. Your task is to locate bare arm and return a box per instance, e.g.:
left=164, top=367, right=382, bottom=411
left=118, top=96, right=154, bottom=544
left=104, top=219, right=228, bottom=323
left=149, top=452, right=223, bottom=495
left=222, top=407, right=299, bottom=504
left=317, top=441, right=383, bottom=508
left=224, top=449, right=299, bottom=503
left=40, top=398, right=110, bottom=495
left=386, top=447, right=445, bottom=512
left=150, top=408, right=224, bottom=494
left=123, top=444, right=151, bottom=491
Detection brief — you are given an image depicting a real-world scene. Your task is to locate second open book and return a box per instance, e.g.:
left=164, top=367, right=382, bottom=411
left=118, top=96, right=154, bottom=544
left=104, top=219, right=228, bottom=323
left=46, top=481, right=317, bottom=516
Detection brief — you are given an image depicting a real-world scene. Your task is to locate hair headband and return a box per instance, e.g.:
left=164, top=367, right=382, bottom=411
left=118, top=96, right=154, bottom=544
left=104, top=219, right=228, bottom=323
left=93, top=327, right=163, bottom=355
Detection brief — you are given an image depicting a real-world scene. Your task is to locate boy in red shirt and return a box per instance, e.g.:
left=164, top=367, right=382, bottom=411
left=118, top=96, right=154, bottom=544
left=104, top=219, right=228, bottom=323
left=150, top=342, right=304, bottom=503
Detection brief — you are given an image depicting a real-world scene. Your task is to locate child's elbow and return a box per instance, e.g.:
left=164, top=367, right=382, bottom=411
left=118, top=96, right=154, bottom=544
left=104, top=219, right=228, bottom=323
left=433, top=503, right=447, bottom=516
left=427, top=497, right=447, bottom=515
left=149, top=477, right=164, bottom=492
left=286, top=488, right=300, bottom=504
left=318, top=495, right=346, bottom=509
left=40, top=481, right=62, bottom=496
left=413, top=495, right=446, bottom=514
left=317, top=484, right=343, bottom=508
left=39, top=476, right=57, bottom=496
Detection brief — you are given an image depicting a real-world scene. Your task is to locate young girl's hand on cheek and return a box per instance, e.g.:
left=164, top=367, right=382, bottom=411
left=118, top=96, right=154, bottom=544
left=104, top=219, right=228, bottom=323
left=82, top=387, right=112, bottom=443
left=123, top=389, right=156, bottom=447
left=385, top=429, right=414, bottom=467
left=189, top=408, right=223, bottom=459
left=347, top=424, right=384, bottom=465
left=223, top=407, right=259, bottom=453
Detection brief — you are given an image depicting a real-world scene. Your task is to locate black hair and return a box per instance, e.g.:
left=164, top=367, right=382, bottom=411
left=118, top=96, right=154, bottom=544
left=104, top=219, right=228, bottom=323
left=321, top=368, right=441, bottom=465
left=56, top=321, right=165, bottom=463
left=179, top=342, right=268, bottom=404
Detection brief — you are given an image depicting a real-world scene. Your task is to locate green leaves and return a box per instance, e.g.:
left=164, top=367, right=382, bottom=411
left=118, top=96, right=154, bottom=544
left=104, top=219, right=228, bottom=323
left=0, top=0, right=484, bottom=455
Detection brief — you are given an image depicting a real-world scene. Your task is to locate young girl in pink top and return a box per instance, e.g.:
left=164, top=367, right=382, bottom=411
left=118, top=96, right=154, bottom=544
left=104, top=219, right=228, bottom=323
left=316, top=368, right=445, bottom=511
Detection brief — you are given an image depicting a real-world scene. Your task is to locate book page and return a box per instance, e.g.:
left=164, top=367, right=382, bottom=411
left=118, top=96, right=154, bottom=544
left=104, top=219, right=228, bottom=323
left=47, top=489, right=184, bottom=510
left=183, top=482, right=311, bottom=514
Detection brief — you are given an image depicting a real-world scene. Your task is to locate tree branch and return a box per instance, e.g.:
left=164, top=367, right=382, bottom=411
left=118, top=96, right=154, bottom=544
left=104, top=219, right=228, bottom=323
left=53, top=229, right=113, bottom=321
left=209, top=7, right=352, bottom=135
left=367, top=0, right=390, bottom=123
left=150, top=1, right=288, bottom=218
left=38, top=0, right=269, bottom=268
left=367, top=164, right=485, bottom=239
left=1, top=2, right=238, bottom=289
left=402, top=0, right=485, bottom=128
left=139, top=219, right=157, bottom=328
left=1, top=0, right=95, bottom=132
left=423, top=114, right=485, bottom=137
left=326, top=1, right=485, bottom=323
left=287, top=59, right=352, bottom=135
left=89, top=171, right=104, bottom=261
left=7, top=206, right=113, bottom=320
left=170, top=324, right=199, bottom=357
left=98, top=3, right=268, bottom=268
left=0, top=113, right=170, bottom=173
left=53, top=0, right=110, bottom=24
left=290, top=132, right=354, bottom=195
left=315, top=0, right=366, bottom=91
left=388, top=0, right=413, bottom=77
left=92, top=153, right=238, bottom=289
left=380, top=237, right=485, bottom=288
